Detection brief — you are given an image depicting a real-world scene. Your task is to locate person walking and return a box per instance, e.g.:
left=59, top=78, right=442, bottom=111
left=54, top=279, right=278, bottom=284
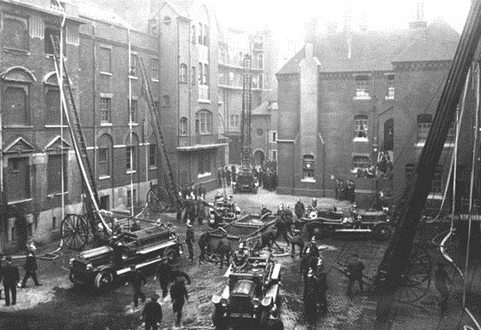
left=128, top=265, right=147, bottom=309
left=170, top=278, right=189, bottom=328
left=185, top=221, right=195, bottom=262
left=435, top=262, right=452, bottom=313
left=225, top=167, right=232, bottom=186
left=346, top=253, right=365, bottom=296
left=290, top=230, right=305, bottom=258
left=2, top=256, right=19, bottom=306
left=21, top=243, right=42, bottom=288
left=155, top=258, right=173, bottom=299
left=217, top=232, right=231, bottom=269
left=141, top=293, right=163, bottom=330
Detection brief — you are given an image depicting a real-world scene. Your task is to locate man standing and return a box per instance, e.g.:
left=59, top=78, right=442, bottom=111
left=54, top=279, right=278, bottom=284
left=217, top=232, right=231, bottom=269
left=290, top=230, right=305, bottom=258
left=303, top=237, right=320, bottom=258
left=317, top=271, right=328, bottom=315
left=294, top=198, right=305, bottom=220
left=225, top=167, right=232, bottom=186
left=196, top=197, right=205, bottom=225
left=3, top=256, right=19, bottom=306
left=185, top=221, right=195, bottom=262
left=155, top=258, right=173, bottom=299
left=141, top=293, right=163, bottom=330
left=170, top=278, right=189, bottom=328
left=435, top=262, right=452, bottom=313
left=21, top=244, right=41, bottom=288
left=0, top=254, right=3, bottom=299
left=275, top=214, right=290, bottom=245
left=346, top=253, right=365, bottom=296
left=128, top=265, right=147, bottom=309
left=198, top=231, right=211, bottom=265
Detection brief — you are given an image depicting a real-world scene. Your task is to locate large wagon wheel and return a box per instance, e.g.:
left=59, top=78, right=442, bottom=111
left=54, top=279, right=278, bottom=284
left=147, top=185, right=169, bottom=213
left=396, top=244, right=432, bottom=303
left=61, top=214, right=89, bottom=250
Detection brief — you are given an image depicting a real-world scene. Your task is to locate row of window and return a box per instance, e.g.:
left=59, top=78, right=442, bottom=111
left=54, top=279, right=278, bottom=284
left=179, top=63, right=210, bottom=86
left=191, top=23, right=209, bottom=46
left=178, top=110, right=213, bottom=135
left=99, top=49, right=159, bottom=80
left=218, top=48, right=264, bottom=69
left=219, top=70, right=265, bottom=89
left=354, top=75, right=395, bottom=100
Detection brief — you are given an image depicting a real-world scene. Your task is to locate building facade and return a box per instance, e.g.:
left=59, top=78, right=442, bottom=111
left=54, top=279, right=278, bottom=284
left=276, top=16, right=462, bottom=208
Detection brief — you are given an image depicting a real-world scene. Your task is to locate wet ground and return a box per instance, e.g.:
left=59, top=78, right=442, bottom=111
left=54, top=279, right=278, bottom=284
left=0, top=187, right=479, bottom=330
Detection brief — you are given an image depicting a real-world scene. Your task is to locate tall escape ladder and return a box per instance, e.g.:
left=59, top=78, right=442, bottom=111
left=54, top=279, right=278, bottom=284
left=240, top=54, right=252, bottom=169
left=374, top=0, right=481, bottom=328
left=50, top=35, right=111, bottom=235
left=138, top=57, right=182, bottom=210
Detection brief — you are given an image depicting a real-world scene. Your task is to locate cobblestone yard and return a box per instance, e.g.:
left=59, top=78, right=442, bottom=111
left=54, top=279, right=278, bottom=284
left=0, top=187, right=478, bottom=330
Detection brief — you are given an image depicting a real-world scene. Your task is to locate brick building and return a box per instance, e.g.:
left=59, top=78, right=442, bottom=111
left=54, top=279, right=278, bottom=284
left=276, top=15, right=461, bottom=208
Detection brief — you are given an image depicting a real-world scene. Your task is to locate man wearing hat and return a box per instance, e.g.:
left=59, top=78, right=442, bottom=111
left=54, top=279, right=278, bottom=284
left=346, top=253, right=365, bottom=296
left=290, top=229, right=305, bottom=258
left=141, top=293, right=163, bottom=330
left=155, top=258, right=173, bottom=299
left=217, top=232, right=231, bottom=270
left=21, top=243, right=41, bottom=288
left=232, top=242, right=249, bottom=270
left=303, top=237, right=320, bottom=258
left=3, top=256, right=19, bottom=306
left=185, top=221, right=195, bottom=262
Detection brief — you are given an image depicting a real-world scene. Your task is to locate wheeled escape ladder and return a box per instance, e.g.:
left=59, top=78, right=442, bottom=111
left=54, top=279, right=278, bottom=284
left=50, top=35, right=111, bottom=235
left=138, top=57, right=183, bottom=211
left=240, top=54, right=252, bottom=169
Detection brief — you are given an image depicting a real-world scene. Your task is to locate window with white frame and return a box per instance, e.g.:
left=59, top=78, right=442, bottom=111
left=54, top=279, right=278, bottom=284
left=269, top=131, right=277, bottom=143
left=270, top=150, right=277, bottom=162
left=302, top=155, right=314, bottom=179
left=198, top=23, right=203, bottom=44
left=128, top=98, right=138, bottom=123
left=191, top=25, right=196, bottom=44
left=179, top=64, right=187, bottom=83
left=417, top=114, right=432, bottom=144
left=45, top=26, right=60, bottom=55
left=257, top=54, right=264, bottom=69
left=386, top=74, right=395, bottom=99
left=203, top=63, right=209, bottom=85
left=199, top=63, right=203, bottom=84
left=354, top=115, right=368, bottom=139
left=46, top=88, right=67, bottom=125
left=230, top=114, right=239, bottom=129
left=191, top=66, right=196, bottom=85
left=126, top=189, right=137, bottom=210
left=179, top=117, right=188, bottom=136
left=195, top=110, right=212, bottom=134
left=354, top=75, right=370, bottom=99
left=130, top=54, right=138, bottom=76
left=126, top=134, right=139, bottom=172
left=151, top=58, right=159, bottom=80
left=100, top=97, right=111, bottom=123
left=98, top=134, right=112, bottom=178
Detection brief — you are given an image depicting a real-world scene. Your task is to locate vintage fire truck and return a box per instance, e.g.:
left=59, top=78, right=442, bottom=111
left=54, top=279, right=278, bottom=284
left=211, top=253, right=283, bottom=329
left=68, top=224, right=182, bottom=290
left=233, top=168, right=258, bottom=194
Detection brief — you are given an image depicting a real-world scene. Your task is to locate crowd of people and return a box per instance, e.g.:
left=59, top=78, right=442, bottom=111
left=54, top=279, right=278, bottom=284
left=334, top=178, right=356, bottom=203
left=216, top=159, right=278, bottom=192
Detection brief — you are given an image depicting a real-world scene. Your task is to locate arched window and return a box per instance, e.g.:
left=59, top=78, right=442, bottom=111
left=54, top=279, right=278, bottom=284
left=191, top=25, right=196, bottom=44
left=191, top=66, right=196, bottom=85
left=354, top=114, right=368, bottom=139
left=179, top=63, right=187, bottom=83
left=257, top=54, right=264, bottom=69
left=195, top=110, right=212, bottom=134
left=179, top=117, right=188, bottom=136
left=125, top=133, right=139, bottom=172
left=303, top=155, right=314, bottom=179
left=1, top=67, right=36, bottom=127
left=98, top=134, right=113, bottom=178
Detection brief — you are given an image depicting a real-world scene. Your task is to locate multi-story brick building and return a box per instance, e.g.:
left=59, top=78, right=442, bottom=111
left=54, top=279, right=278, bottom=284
left=276, top=14, right=462, bottom=208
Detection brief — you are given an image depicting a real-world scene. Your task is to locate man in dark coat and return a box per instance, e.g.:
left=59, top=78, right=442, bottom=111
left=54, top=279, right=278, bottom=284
left=155, top=258, right=173, bottom=299
left=435, top=262, right=452, bottom=313
left=225, top=167, right=232, bottom=186
left=185, top=221, right=195, bottom=262
left=217, top=233, right=231, bottom=269
left=317, top=271, right=328, bottom=315
left=128, top=265, right=147, bottom=308
left=303, top=237, right=320, bottom=258
left=258, top=228, right=277, bottom=250
left=198, top=231, right=211, bottom=264
left=275, top=215, right=290, bottom=245
left=294, top=198, right=305, bottom=220
left=0, top=254, right=3, bottom=299
left=170, top=278, right=189, bottom=328
left=231, top=165, right=237, bottom=183
left=196, top=183, right=206, bottom=200
left=284, top=205, right=294, bottom=236
left=290, top=230, right=305, bottom=258
left=346, top=254, right=365, bottom=296
left=196, top=197, right=205, bottom=225
left=21, top=244, right=41, bottom=288
left=260, top=204, right=272, bottom=217
left=347, top=180, right=356, bottom=204
left=3, top=256, right=19, bottom=306
left=141, top=293, right=163, bottom=330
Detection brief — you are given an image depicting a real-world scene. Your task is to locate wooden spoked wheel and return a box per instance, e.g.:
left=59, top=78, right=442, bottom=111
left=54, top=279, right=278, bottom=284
left=61, top=214, right=89, bottom=251
left=396, top=244, right=432, bottom=303
left=147, top=185, right=169, bottom=213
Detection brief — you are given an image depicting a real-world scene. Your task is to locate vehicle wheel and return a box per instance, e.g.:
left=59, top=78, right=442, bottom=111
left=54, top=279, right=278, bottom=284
left=94, top=270, right=115, bottom=291
left=163, top=247, right=179, bottom=264
left=212, top=305, right=226, bottom=330
left=307, top=223, right=326, bottom=239
left=372, top=223, right=392, bottom=241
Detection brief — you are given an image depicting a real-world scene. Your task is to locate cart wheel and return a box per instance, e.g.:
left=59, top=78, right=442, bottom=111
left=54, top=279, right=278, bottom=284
left=61, top=214, right=89, bottom=251
left=94, top=269, right=115, bottom=291
left=163, top=247, right=179, bottom=264
left=147, top=185, right=169, bottom=213
left=396, top=244, right=432, bottom=302
left=372, top=223, right=393, bottom=241
left=309, top=211, right=318, bottom=220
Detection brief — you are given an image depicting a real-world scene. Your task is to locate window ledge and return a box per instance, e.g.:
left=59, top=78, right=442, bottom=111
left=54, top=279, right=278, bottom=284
left=4, top=125, right=34, bottom=129
left=99, top=175, right=111, bottom=180
left=126, top=170, right=137, bottom=175
left=427, top=193, right=443, bottom=200
left=47, top=192, right=68, bottom=198
left=129, top=75, right=138, bottom=80
left=8, top=198, right=33, bottom=205
left=100, top=122, right=113, bottom=127
left=385, top=96, right=395, bottom=100
left=151, top=78, right=159, bottom=82
left=353, top=137, right=369, bottom=142
left=149, top=166, right=158, bottom=170
left=301, top=178, right=316, bottom=183
left=45, top=124, right=69, bottom=128
left=443, top=143, right=455, bottom=148
left=353, top=95, right=371, bottom=100
left=100, top=71, right=112, bottom=76
left=198, top=99, right=211, bottom=104
left=415, top=142, right=425, bottom=148
left=128, top=122, right=139, bottom=127
left=197, top=172, right=211, bottom=178
left=3, top=47, right=30, bottom=55
left=179, top=81, right=188, bottom=84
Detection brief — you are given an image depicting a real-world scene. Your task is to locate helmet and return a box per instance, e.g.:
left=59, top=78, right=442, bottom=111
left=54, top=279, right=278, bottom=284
left=239, top=242, right=245, bottom=249
left=311, top=236, right=316, bottom=243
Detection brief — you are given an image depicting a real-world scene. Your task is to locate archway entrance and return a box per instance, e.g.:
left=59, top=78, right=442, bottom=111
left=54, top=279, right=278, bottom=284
left=253, top=150, right=265, bottom=165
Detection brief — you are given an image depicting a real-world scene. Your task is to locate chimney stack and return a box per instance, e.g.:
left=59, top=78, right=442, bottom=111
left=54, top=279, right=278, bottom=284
left=409, top=1, right=427, bottom=29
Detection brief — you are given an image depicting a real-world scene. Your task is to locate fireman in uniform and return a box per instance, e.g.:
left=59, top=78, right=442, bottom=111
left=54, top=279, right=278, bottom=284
left=232, top=242, right=249, bottom=270
left=21, top=243, right=41, bottom=288
left=303, top=237, right=320, bottom=258
left=170, top=277, right=189, bottom=328
left=346, top=253, right=365, bottom=296
left=185, top=221, right=195, bottom=262
left=290, top=229, right=305, bottom=258
left=217, top=232, right=231, bottom=270
left=155, top=258, right=172, bottom=299
left=198, top=230, right=211, bottom=265
left=128, top=265, right=147, bottom=309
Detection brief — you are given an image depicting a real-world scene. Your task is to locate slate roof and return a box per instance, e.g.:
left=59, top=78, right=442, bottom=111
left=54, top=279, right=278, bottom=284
left=277, top=19, right=460, bottom=75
